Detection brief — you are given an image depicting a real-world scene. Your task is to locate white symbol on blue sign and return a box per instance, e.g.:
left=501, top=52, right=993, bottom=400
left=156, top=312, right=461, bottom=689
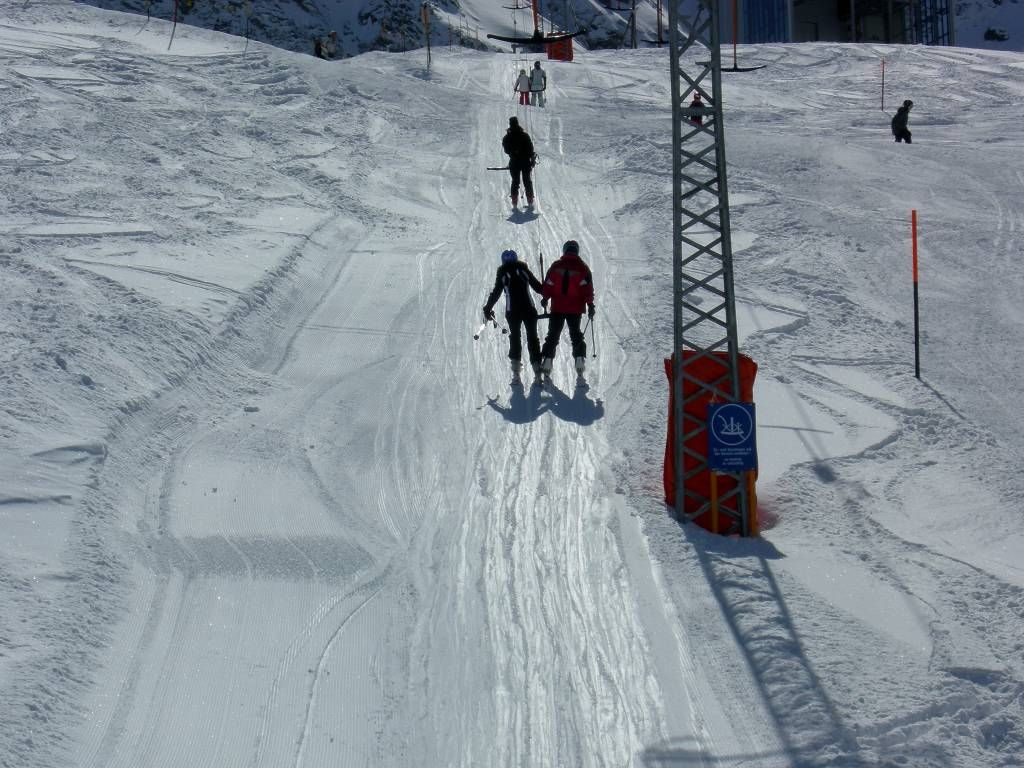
left=713, top=407, right=752, bottom=445
left=707, top=403, right=757, bottom=471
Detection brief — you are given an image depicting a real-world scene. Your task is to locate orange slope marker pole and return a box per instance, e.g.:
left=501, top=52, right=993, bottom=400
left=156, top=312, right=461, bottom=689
left=912, top=209, right=920, bottom=379
left=168, top=0, right=179, bottom=50
left=746, top=471, right=758, bottom=537
left=710, top=471, right=719, bottom=535
left=881, top=59, right=886, bottom=111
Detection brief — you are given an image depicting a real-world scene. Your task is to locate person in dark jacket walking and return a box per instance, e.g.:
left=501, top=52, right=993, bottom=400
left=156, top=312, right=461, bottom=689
left=540, top=239, right=595, bottom=376
left=502, top=116, right=536, bottom=208
left=483, top=248, right=545, bottom=379
left=892, top=99, right=913, bottom=143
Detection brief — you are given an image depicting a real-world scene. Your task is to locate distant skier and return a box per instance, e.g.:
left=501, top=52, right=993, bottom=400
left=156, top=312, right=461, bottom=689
left=515, top=68, right=531, bottom=105
left=322, top=30, right=338, bottom=59
left=688, top=91, right=703, bottom=126
left=892, top=99, right=913, bottom=144
left=313, top=35, right=325, bottom=59
left=539, top=240, right=596, bottom=377
left=530, top=61, right=547, bottom=107
left=483, top=249, right=545, bottom=381
left=502, top=116, right=536, bottom=208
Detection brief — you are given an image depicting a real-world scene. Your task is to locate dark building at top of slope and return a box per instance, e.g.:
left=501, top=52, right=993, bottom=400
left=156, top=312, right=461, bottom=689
left=726, top=0, right=954, bottom=46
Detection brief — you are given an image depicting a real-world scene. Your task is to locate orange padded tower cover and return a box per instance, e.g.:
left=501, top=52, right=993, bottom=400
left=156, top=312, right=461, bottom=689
left=547, top=37, right=573, bottom=62
left=664, top=351, right=757, bottom=533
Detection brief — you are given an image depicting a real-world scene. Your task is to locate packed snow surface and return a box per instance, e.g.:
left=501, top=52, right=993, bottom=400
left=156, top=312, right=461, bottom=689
left=1, top=3, right=1023, bottom=767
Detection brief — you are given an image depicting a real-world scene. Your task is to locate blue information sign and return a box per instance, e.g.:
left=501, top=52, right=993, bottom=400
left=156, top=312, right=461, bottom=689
left=707, top=403, right=758, bottom=471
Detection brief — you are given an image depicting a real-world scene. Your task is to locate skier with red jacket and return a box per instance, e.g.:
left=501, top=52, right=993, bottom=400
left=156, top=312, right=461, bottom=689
left=540, top=239, right=596, bottom=376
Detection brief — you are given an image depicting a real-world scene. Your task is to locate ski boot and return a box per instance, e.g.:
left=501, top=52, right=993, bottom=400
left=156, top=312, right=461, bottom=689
left=510, top=359, right=523, bottom=385
left=534, top=357, right=551, bottom=386
left=574, top=357, right=588, bottom=389
left=511, top=194, right=519, bottom=209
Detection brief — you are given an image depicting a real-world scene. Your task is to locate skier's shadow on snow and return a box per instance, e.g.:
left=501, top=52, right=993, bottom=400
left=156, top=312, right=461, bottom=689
left=486, top=380, right=604, bottom=425
left=543, top=379, right=604, bottom=425
left=508, top=208, right=539, bottom=224
left=486, top=384, right=549, bottom=423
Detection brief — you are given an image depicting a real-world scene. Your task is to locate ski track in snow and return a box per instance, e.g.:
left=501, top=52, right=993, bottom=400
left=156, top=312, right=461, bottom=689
left=2, top=4, right=1024, bottom=768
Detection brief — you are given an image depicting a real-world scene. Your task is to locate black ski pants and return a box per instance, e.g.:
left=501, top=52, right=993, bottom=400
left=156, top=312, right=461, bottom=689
left=509, top=162, right=534, bottom=201
left=894, top=129, right=912, bottom=144
left=507, top=311, right=541, bottom=364
left=541, top=313, right=586, bottom=360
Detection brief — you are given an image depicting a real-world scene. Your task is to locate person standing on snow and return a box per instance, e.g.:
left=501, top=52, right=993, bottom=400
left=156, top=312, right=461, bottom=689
left=529, top=61, right=547, bottom=107
left=483, top=249, right=545, bottom=380
left=892, top=99, right=913, bottom=144
left=514, top=68, right=532, bottom=105
left=502, top=116, right=536, bottom=208
left=539, top=239, right=595, bottom=377
left=322, top=30, right=338, bottom=59
left=688, top=91, right=703, bottom=126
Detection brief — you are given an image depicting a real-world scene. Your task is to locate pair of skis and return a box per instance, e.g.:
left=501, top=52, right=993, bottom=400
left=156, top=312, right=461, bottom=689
left=513, top=369, right=588, bottom=391
left=510, top=368, right=545, bottom=389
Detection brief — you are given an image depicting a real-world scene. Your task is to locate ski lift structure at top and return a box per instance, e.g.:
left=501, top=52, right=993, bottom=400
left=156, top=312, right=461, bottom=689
left=486, top=0, right=585, bottom=46
left=600, top=0, right=642, bottom=49
left=643, top=0, right=665, bottom=46
left=711, top=0, right=767, bottom=71
left=696, top=0, right=767, bottom=72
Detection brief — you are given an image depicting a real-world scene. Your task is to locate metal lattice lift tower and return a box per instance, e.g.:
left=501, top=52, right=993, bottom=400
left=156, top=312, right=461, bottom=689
left=668, top=0, right=753, bottom=535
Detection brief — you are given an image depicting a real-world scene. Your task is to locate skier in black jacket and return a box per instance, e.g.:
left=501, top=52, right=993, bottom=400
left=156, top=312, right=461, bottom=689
left=483, top=249, right=545, bottom=379
left=892, top=99, right=913, bottom=144
left=502, top=117, right=536, bottom=208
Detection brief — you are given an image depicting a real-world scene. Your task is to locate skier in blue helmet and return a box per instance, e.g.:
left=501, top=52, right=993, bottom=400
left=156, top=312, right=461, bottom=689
left=483, top=248, right=545, bottom=381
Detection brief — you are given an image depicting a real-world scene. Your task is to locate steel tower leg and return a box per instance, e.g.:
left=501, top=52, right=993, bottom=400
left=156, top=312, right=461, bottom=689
left=668, top=0, right=751, bottom=535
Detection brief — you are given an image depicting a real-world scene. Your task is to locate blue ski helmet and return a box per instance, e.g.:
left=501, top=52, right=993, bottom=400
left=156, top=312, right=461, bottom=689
left=501, top=249, right=518, bottom=264
left=562, top=240, right=579, bottom=255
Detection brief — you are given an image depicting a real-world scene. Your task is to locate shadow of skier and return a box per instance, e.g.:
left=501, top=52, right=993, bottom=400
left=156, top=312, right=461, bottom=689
left=485, top=383, right=550, bottom=423
left=542, top=379, right=604, bottom=425
left=507, top=208, right=539, bottom=224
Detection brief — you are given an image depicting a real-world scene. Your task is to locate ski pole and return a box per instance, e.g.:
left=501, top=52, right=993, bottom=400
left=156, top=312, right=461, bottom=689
left=539, top=250, right=546, bottom=297
left=588, top=315, right=597, bottom=358
left=538, top=251, right=548, bottom=318
left=474, top=318, right=505, bottom=339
